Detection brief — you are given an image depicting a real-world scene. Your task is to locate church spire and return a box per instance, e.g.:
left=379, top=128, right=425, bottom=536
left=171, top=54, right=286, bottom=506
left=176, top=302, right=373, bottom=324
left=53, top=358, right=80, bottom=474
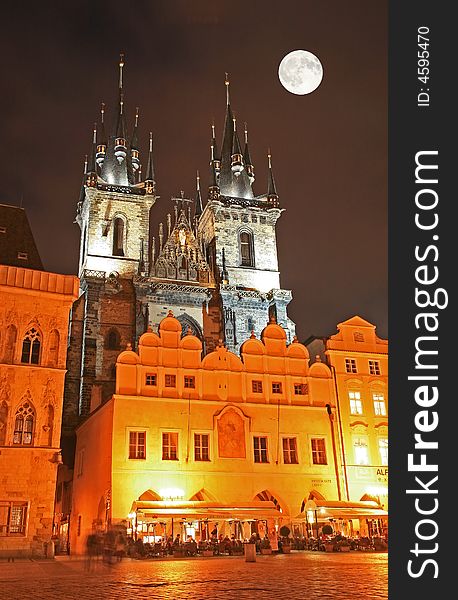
left=96, top=102, right=107, bottom=167
left=195, top=170, right=203, bottom=218
left=131, top=107, right=140, bottom=173
left=230, top=114, right=244, bottom=176
left=267, top=150, right=279, bottom=206
left=243, top=123, right=255, bottom=184
left=100, top=53, right=135, bottom=187
left=144, top=132, right=156, bottom=195
left=86, top=123, right=98, bottom=187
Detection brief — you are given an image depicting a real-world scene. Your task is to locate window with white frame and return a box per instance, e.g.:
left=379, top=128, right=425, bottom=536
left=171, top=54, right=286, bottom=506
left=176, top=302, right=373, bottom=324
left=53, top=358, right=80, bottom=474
left=253, top=436, right=269, bottom=463
left=162, top=432, right=178, bottom=460
left=373, top=393, right=387, bottom=416
left=165, top=374, right=176, bottom=388
left=353, top=437, right=369, bottom=465
left=129, top=431, right=146, bottom=459
left=311, top=438, right=327, bottom=465
left=282, top=437, right=298, bottom=464
left=194, top=433, right=210, bottom=461
left=369, top=360, right=381, bottom=375
left=0, top=501, right=28, bottom=536
left=349, top=390, right=363, bottom=415
left=252, top=380, right=263, bottom=393
left=379, top=438, right=388, bottom=465
left=184, top=376, right=195, bottom=389
left=345, top=358, right=357, bottom=373
left=272, top=382, right=282, bottom=394
left=145, top=373, right=157, bottom=386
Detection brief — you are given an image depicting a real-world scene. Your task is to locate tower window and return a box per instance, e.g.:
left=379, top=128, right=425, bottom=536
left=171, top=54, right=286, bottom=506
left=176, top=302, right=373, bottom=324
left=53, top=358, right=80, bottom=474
left=113, top=217, right=125, bottom=256
left=239, top=230, right=254, bottom=267
left=21, top=327, right=41, bottom=365
left=13, top=402, right=35, bottom=446
left=106, top=329, right=120, bottom=350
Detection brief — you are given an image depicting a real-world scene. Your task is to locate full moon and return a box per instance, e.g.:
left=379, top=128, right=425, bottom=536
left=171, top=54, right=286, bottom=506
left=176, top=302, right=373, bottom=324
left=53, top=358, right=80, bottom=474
left=278, top=50, right=323, bottom=95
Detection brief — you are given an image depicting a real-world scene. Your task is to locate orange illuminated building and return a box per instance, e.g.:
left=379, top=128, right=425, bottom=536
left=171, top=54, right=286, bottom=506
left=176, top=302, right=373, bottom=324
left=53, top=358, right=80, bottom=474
left=1, top=203, right=79, bottom=558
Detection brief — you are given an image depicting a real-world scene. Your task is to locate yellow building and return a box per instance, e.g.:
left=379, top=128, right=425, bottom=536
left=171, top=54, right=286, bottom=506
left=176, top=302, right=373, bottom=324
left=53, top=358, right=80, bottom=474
left=71, top=312, right=350, bottom=554
left=0, top=263, right=78, bottom=557
left=325, top=316, right=388, bottom=519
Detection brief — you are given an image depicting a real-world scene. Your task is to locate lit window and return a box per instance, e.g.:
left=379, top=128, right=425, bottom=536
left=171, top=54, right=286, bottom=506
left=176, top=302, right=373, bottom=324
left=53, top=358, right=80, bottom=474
left=113, top=217, right=125, bottom=256
left=379, top=438, right=388, bottom=465
left=129, top=431, right=146, bottom=459
left=349, top=391, right=363, bottom=415
left=194, top=433, right=210, bottom=462
left=184, top=376, right=195, bottom=389
left=17, top=252, right=28, bottom=260
left=353, top=331, right=364, bottom=342
left=272, top=382, right=282, bottom=394
left=345, top=358, right=357, bottom=373
left=0, top=502, right=28, bottom=536
left=13, top=403, right=35, bottom=445
left=369, top=360, right=381, bottom=375
left=165, top=374, right=176, bottom=388
left=294, top=383, right=308, bottom=395
left=354, top=437, right=369, bottom=465
left=21, top=327, right=41, bottom=365
left=240, top=230, right=254, bottom=267
left=253, top=436, right=269, bottom=463
left=162, top=432, right=178, bottom=460
left=311, top=438, right=327, bottom=465
left=146, top=373, right=157, bottom=386
left=373, top=393, right=386, bottom=416
left=252, top=380, right=263, bottom=393
left=282, top=438, right=298, bottom=464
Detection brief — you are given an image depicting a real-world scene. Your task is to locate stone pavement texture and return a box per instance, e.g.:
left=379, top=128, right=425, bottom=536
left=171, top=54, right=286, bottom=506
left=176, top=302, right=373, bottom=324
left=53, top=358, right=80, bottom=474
left=0, top=552, right=387, bottom=600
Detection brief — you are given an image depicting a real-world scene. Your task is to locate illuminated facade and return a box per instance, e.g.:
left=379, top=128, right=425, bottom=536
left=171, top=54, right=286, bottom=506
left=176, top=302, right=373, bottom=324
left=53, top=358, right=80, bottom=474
left=71, top=313, right=339, bottom=554
left=324, top=317, right=389, bottom=511
left=0, top=261, right=78, bottom=557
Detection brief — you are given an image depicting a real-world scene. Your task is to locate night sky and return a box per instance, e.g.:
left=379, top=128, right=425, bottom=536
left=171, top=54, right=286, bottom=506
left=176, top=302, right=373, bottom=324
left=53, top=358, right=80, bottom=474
left=1, top=1, right=387, bottom=341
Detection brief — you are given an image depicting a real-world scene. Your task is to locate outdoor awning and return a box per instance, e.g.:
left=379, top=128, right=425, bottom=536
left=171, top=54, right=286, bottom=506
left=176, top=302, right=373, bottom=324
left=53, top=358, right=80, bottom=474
left=130, top=500, right=281, bottom=521
left=293, top=499, right=388, bottom=520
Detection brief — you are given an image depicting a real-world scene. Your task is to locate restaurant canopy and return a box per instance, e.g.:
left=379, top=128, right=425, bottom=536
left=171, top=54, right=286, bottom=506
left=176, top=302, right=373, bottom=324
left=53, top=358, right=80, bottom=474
left=294, top=499, right=388, bottom=520
left=130, top=500, right=281, bottom=521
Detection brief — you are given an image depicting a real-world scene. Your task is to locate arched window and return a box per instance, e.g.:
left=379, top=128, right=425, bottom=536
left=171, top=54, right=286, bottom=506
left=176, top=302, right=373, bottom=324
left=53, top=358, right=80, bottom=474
left=13, top=402, right=35, bottom=445
left=239, top=230, right=254, bottom=267
left=113, top=217, right=125, bottom=256
left=48, top=330, right=60, bottom=367
left=106, top=329, right=120, bottom=350
left=0, top=401, right=8, bottom=445
left=3, top=324, right=17, bottom=363
left=21, top=327, right=41, bottom=365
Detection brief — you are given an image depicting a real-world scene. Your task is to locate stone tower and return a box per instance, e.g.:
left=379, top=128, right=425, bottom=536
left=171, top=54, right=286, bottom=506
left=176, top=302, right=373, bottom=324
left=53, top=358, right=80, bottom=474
left=197, top=75, right=296, bottom=353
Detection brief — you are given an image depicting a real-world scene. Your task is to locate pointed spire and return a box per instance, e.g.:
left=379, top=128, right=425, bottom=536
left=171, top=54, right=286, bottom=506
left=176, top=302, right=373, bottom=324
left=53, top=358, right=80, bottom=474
left=267, top=150, right=279, bottom=206
left=131, top=107, right=140, bottom=172
left=96, top=103, right=107, bottom=167
left=231, top=114, right=244, bottom=176
left=208, top=158, right=220, bottom=200
left=243, top=122, right=255, bottom=184
left=195, top=170, right=203, bottom=218
left=86, top=124, right=98, bottom=187
left=144, top=131, right=155, bottom=191
left=78, top=155, right=88, bottom=205
left=225, top=72, right=230, bottom=105
left=211, top=120, right=219, bottom=163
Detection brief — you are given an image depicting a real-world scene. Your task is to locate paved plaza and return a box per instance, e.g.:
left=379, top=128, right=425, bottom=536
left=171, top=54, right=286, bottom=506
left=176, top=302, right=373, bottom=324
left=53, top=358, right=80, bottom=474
left=0, top=551, right=387, bottom=600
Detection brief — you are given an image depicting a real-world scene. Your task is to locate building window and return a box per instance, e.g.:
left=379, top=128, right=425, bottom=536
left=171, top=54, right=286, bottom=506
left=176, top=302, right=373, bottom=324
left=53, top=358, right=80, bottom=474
left=252, top=380, right=263, bottom=393
left=282, top=438, right=298, bottom=464
left=145, top=373, right=157, bottom=386
left=311, top=438, right=327, bottom=465
left=113, top=217, right=125, bottom=256
left=106, top=329, right=120, bottom=350
left=13, top=403, right=35, bottom=445
left=247, top=316, right=255, bottom=332
left=21, top=327, right=41, bottom=364
left=162, top=432, right=178, bottom=460
left=294, top=383, right=308, bottom=395
left=353, top=331, right=365, bottom=342
left=373, top=393, right=387, bottom=416
left=253, top=436, right=269, bottom=463
left=165, top=374, right=176, bottom=388
left=239, top=230, right=254, bottom=267
left=349, top=391, right=363, bottom=415
left=129, top=431, right=146, bottom=459
left=353, top=437, right=369, bottom=465
left=0, top=502, right=28, bottom=536
left=0, top=226, right=6, bottom=233
left=17, top=252, right=28, bottom=260
left=369, top=360, right=381, bottom=375
left=379, top=438, right=388, bottom=466
left=184, top=376, right=195, bottom=389
left=345, top=358, right=357, bottom=373
left=272, top=382, right=282, bottom=394
left=194, top=433, right=210, bottom=461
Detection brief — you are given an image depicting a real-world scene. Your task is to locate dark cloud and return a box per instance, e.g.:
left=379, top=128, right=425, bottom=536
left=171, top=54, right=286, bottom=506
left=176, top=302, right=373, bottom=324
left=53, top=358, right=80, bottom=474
left=1, top=0, right=387, bottom=339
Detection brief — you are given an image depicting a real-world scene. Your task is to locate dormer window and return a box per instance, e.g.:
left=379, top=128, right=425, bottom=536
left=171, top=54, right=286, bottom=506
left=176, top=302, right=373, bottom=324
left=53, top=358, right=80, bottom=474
left=17, top=252, right=28, bottom=260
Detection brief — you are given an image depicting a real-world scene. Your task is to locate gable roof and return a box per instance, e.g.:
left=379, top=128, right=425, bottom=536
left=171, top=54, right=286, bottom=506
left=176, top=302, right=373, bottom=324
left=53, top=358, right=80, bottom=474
left=0, top=204, right=43, bottom=270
